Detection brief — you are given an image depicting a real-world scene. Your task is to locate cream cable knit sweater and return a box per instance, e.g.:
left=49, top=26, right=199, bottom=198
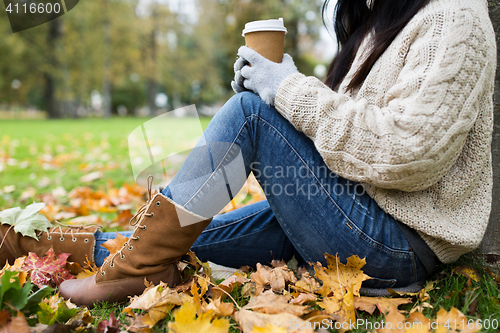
left=274, top=0, right=496, bottom=263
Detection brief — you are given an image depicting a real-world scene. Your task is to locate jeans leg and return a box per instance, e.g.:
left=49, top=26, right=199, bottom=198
left=157, top=92, right=427, bottom=288
left=191, top=199, right=304, bottom=268
left=94, top=231, right=133, bottom=267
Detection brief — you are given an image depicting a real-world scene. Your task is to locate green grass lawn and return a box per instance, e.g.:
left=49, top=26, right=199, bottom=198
left=1, top=118, right=500, bottom=332
left=0, top=117, right=211, bottom=210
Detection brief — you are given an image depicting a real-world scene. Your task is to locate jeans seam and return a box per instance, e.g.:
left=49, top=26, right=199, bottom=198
left=412, top=252, right=418, bottom=282
left=347, top=220, right=414, bottom=258
left=200, top=206, right=271, bottom=233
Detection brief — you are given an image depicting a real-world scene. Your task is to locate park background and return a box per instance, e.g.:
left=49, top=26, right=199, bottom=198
left=1, top=0, right=500, bottom=332
left=0, top=0, right=331, bottom=119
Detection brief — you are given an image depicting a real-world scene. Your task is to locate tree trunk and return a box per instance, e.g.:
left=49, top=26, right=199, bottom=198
left=102, top=0, right=112, bottom=118
left=44, top=19, right=62, bottom=119
left=480, top=0, right=500, bottom=263
left=147, top=4, right=158, bottom=117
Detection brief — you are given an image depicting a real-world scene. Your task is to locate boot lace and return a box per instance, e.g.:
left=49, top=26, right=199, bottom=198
left=104, top=175, right=156, bottom=273
left=43, top=221, right=100, bottom=242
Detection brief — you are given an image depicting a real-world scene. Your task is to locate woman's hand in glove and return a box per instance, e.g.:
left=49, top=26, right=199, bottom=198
left=232, top=46, right=298, bottom=105
left=231, top=56, right=249, bottom=93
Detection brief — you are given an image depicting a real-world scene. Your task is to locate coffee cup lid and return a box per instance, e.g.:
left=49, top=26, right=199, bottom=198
left=242, top=18, right=287, bottom=36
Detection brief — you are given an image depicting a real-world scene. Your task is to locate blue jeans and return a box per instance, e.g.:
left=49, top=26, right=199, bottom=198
left=95, top=92, right=427, bottom=289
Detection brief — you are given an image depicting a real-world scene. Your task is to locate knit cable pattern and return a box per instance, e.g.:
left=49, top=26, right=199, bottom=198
left=274, top=0, right=496, bottom=263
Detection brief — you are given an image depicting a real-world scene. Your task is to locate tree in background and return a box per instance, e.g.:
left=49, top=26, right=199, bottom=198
left=0, top=0, right=325, bottom=117
left=480, top=0, right=500, bottom=264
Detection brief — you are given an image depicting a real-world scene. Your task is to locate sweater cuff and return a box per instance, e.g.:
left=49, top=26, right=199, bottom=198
left=275, top=73, right=307, bottom=122
left=275, top=73, right=329, bottom=138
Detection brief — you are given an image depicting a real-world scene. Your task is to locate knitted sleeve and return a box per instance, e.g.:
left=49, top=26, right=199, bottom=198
left=274, top=7, right=493, bottom=192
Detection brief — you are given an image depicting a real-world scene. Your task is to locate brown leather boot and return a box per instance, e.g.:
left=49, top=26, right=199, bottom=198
left=0, top=222, right=100, bottom=266
left=59, top=192, right=211, bottom=307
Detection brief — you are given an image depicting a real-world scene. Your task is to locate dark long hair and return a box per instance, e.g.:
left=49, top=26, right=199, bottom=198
left=323, top=0, right=431, bottom=91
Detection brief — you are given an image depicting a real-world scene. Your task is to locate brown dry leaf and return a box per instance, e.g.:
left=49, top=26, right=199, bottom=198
left=197, top=275, right=209, bottom=298
left=314, top=254, right=371, bottom=298
left=202, top=297, right=235, bottom=317
left=101, top=232, right=129, bottom=263
left=213, top=274, right=250, bottom=300
left=0, top=309, right=11, bottom=326
left=124, top=282, right=190, bottom=328
left=354, top=296, right=412, bottom=315
left=452, top=266, right=480, bottom=283
left=241, top=282, right=257, bottom=298
left=0, top=312, right=30, bottom=333
left=83, top=256, right=99, bottom=273
left=65, top=262, right=83, bottom=276
left=250, top=263, right=297, bottom=294
left=191, top=280, right=205, bottom=312
left=291, top=272, right=320, bottom=294
left=244, top=290, right=309, bottom=317
left=290, top=292, right=317, bottom=305
left=410, top=302, right=434, bottom=314
left=270, top=259, right=286, bottom=268
left=434, top=307, right=480, bottom=333
left=406, top=312, right=431, bottom=333
left=376, top=304, right=406, bottom=333
left=234, top=308, right=313, bottom=333
left=302, top=310, right=341, bottom=330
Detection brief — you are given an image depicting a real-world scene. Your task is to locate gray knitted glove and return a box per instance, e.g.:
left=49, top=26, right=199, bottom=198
left=236, top=46, right=298, bottom=105
left=231, top=57, right=249, bottom=93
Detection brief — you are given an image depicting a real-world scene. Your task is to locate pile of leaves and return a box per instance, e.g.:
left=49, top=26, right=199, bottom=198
left=0, top=197, right=492, bottom=332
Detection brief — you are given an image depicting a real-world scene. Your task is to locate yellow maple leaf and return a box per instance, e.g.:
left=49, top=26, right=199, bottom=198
left=76, top=268, right=96, bottom=279
left=168, top=300, right=229, bottom=333
left=354, top=296, right=412, bottom=315
left=314, top=254, right=371, bottom=298
left=318, top=286, right=356, bottom=324
left=124, top=282, right=190, bottom=328
left=1, top=256, right=27, bottom=286
left=434, top=307, right=480, bottom=333
left=452, top=265, right=480, bottom=283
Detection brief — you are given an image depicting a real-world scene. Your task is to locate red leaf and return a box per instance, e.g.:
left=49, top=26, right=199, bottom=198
left=96, top=312, right=119, bottom=333
left=22, top=248, right=74, bottom=288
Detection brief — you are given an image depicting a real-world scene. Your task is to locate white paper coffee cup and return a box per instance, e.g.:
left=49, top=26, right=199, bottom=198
left=242, top=18, right=287, bottom=63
